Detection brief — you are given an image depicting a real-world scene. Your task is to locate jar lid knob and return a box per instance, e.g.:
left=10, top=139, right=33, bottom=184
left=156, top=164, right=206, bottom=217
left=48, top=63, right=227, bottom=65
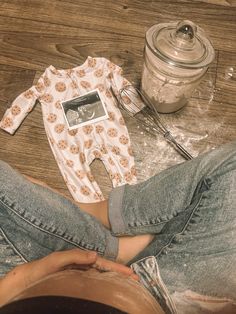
left=175, top=20, right=197, bottom=41
left=146, top=19, right=215, bottom=68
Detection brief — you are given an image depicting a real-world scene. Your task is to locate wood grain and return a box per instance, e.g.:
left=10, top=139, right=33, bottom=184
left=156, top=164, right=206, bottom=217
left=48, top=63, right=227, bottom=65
left=0, top=0, right=235, bottom=200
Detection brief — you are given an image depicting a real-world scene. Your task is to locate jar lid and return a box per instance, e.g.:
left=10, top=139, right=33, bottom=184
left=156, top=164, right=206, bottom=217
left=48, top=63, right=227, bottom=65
left=146, top=20, right=215, bottom=69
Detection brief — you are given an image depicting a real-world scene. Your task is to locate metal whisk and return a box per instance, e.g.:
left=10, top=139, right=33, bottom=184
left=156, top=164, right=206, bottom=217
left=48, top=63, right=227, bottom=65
left=112, top=84, right=193, bottom=161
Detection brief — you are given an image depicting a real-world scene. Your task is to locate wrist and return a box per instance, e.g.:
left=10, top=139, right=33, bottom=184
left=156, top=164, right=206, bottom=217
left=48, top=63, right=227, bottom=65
left=0, top=263, right=33, bottom=307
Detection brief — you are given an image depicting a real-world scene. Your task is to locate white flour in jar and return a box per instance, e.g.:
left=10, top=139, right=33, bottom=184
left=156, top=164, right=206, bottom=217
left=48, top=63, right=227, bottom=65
left=141, top=47, right=206, bottom=113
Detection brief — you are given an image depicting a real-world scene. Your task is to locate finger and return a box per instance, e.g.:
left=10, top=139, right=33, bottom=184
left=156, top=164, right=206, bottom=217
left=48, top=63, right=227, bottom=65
left=9, top=250, right=98, bottom=296
left=45, top=249, right=98, bottom=272
left=93, top=256, right=139, bottom=281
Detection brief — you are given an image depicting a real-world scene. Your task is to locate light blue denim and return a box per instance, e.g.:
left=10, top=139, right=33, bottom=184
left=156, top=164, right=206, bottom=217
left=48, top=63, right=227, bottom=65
left=1, top=141, right=236, bottom=302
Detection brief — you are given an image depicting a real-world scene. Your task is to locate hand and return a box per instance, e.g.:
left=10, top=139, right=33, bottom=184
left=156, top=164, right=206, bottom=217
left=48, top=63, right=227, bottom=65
left=0, top=249, right=138, bottom=307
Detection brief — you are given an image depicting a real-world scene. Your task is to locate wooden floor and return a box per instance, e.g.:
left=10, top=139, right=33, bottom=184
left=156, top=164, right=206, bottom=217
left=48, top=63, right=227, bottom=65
left=0, top=0, right=235, bottom=200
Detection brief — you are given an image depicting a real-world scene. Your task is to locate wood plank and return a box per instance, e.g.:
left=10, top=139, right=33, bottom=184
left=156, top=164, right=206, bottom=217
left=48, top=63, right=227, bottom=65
left=0, top=0, right=235, bottom=52
left=0, top=0, right=235, bottom=201
left=191, top=0, right=236, bottom=6
left=0, top=31, right=144, bottom=72
left=0, top=64, right=36, bottom=102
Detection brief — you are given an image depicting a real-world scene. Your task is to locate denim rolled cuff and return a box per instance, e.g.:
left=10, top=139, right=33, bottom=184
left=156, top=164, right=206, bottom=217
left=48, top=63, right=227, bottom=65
left=108, top=185, right=127, bottom=236
left=104, top=231, right=119, bottom=261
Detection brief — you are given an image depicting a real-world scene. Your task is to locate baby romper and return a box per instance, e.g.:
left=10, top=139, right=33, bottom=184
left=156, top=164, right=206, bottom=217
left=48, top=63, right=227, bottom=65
left=0, top=57, right=137, bottom=203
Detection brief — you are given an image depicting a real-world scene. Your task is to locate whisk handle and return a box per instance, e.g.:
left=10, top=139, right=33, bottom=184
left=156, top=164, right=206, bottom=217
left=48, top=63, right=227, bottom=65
left=164, top=132, right=193, bottom=160
left=174, top=142, right=193, bottom=160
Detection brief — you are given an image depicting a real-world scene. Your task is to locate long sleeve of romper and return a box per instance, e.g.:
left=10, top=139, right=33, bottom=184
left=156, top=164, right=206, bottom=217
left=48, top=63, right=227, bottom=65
left=108, top=61, right=145, bottom=114
left=0, top=75, right=45, bottom=135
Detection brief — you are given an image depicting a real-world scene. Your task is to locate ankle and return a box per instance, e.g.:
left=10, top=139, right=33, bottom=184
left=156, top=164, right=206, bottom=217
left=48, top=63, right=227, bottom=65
left=78, top=200, right=110, bottom=229
left=117, top=234, right=154, bottom=264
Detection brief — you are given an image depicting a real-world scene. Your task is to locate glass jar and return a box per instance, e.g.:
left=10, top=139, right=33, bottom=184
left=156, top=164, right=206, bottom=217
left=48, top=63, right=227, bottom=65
left=141, top=20, right=215, bottom=113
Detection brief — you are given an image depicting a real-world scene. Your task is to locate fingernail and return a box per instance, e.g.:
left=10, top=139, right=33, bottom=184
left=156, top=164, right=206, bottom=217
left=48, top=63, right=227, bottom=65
left=130, top=274, right=140, bottom=281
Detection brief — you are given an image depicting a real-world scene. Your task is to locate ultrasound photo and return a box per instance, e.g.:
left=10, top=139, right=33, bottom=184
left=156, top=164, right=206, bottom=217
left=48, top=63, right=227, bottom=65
left=61, top=89, right=108, bottom=129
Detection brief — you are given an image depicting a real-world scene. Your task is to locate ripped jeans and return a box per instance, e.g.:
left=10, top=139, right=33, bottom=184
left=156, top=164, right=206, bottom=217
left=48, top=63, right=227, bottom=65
left=1, top=142, right=236, bottom=305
